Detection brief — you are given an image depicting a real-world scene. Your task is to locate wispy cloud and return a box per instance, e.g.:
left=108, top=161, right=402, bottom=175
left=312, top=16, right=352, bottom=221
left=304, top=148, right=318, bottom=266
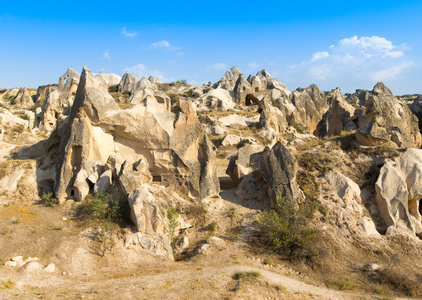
left=285, top=35, right=416, bottom=93
left=248, top=62, right=260, bottom=69
left=124, top=63, right=165, bottom=81
left=103, top=49, right=111, bottom=60
left=121, top=27, right=138, bottom=38
left=149, top=40, right=180, bottom=51
left=207, top=63, right=227, bottom=71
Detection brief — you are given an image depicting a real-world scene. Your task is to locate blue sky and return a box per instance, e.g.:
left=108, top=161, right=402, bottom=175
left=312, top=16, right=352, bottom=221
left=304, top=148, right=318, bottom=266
left=1, top=1, right=422, bottom=94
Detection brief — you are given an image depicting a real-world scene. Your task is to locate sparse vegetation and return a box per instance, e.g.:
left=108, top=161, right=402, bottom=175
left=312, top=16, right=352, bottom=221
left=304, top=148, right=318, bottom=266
left=166, top=208, right=180, bottom=245
left=78, top=193, right=122, bottom=222
left=325, top=278, right=360, bottom=290
left=233, top=271, right=261, bottom=280
left=53, top=222, right=63, bottom=230
left=0, top=279, right=15, bottom=289
left=256, top=197, right=319, bottom=261
left=21, top=114, right=29, bottom=120
left=90, top=221, right=115, bottom=257
left=41, top=192, right=58, bottom=207
left=207, top=221, right=218, bottom=232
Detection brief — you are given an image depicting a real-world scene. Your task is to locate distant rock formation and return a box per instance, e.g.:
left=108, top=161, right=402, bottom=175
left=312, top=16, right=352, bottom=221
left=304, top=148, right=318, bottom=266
left=356, top=82, right=421, bottom=148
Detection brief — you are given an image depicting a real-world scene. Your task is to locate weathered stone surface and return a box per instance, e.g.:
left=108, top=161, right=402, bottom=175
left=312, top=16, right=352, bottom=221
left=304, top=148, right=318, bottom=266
left=259, top=98, right=288, bottom=132
left=194, top=88, right=235, bottom=111
left=233, top=74, right=252, bottom=105
left=226, top=144, right=264, bottom=186
left=54, top=67, right=118, bottom=203
left=259, top=142, right=299, bottom=212
left=94, top=170, right=112, bottom=195
left=291, top=84, right=328, bottom=133
left=39, top=68, right=80, bottom=131
left=315, top=89, right=357, bottom=137
left=94, top=72, right=121, bottom=86
left=356, top=82, right=421, bottom=148
left=17, top=88, right=34, bottom=109
left=118, top=160, right=152, bottom=197
left=344, top=89, right=371, bottom=107
left=128, top=184, right=164, bottom=234
left=375, top=161, right=413, bottom=231
left=118, top=72, right=138, bottom=94
left=44, top=263, right=56, bottom=273
left=25, top=261, right=43, bottom=272
left=217, top=66, right=242, bottom=90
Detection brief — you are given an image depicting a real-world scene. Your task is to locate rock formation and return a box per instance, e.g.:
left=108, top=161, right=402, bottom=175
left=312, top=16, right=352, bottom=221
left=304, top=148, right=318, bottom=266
left=356, top=83, right=421, bottom=148
left=118, top=72, right=138, bottom=94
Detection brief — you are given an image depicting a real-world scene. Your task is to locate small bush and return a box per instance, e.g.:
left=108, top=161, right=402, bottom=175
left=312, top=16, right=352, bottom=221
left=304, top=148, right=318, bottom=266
left=41, top=192, right=58, bottom=207
left=233, top=271, right=261, bottom=280
left=326, top=278, right=359, bottom=291
left=166, top=208, right=180, bottom=245
left=207, top=222, right=218, bottom=232
left=53, top=222, right=63, bottom=230
left=21, top=114, right=29, bottom=120
left=256, top=197, right=318, bottom=260
left=79, top=194, right=121, bottom=222
left=108, top=85, right=119, bottom=93
left=263, top=258, right=272, bottom=265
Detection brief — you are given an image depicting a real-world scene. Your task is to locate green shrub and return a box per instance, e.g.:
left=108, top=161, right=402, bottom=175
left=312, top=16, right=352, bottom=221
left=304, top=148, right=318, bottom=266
left=207, top=222, right=217, bottom=232
left=108, top=85, right=119, bottom=93
left=233, top=271, right=261, bottom=280
left=325, top=279, right=359, bottom=290
left=79, top=194, right=121, bottom=222
left=166, top=208, right=180, bottom=245
left=41, top=192, right=58, bottom=207
left=256, top=197, right=318, bottom=260
left=21, top=114, right=29, bottom=120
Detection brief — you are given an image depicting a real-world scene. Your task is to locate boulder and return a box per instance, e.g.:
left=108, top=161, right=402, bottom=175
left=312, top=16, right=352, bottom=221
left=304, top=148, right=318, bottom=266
left=94, top=170, right=112, bottom=195
left=118, top=160, right=152, bottom=197
left=258, top=98, right=288, bottom=138
left=25, top=261, right=43, bottom=272
left=226, top=144, right=264, bottom=186
left=356, top=83, right=421, bottom=148
left=220, top=134, right=241, bottom=147
left=44, top=263, right=56, bottom=273
left=259, top=142, right=299, bottom=212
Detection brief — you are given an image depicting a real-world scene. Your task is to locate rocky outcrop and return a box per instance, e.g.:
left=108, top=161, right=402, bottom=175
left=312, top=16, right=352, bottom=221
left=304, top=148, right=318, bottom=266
left=226, top=144, right=264, bottom=186
left=118, top=72, right=137, bottom=94
left=356, top=83, right=421, bottom=148
left=315, top=89, right=357, bottom=137
left=344, top=89, right=371, bottom=107
left=54, top=67, right=119, bottom=203
left=259, top=142, right=299, bottom=213
left=17, top=88, right=34, bottom=109
left=233, top=74, right=252, bottom=105
left=94, top=72, right=121, bottom=86
left=39, top=68, right=80, bottom=131
left=258, top=98, right=288, bottom=140
left=217, top=66, right=242, bottom=90
left=193, top=88, right=235, bottom=111
left=54, top=66, right=219, bottom=203
left=291, top=84, right=329, bottom=133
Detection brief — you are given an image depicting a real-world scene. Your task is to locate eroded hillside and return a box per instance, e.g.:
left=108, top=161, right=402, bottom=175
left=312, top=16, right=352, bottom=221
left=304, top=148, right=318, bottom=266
left=1, top=66, right=422, bottom=299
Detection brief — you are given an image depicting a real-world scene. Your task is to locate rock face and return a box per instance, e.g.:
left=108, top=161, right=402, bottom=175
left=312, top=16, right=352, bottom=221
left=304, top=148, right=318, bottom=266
left=226, top=144, right=264, bottom=186
left=118, top=72, right=138, bottom=94
left=259, top=142, right=299, bottom=213
left=258, top=98, right=288, bottom=139
left=233, top=74, right=252, bottom=105
left=39, top=68, right=80, bottom=131
left=217, top=66, right=242, bottom=90
left=17, top=88, right=34, bottom=109
left=94, top=72, right=121, bottom=86
left=356, top=82, right=421, bottom=148
left=54, top=67, right=118, bottom=203
left=315, top=89, right=357, bottom=137
left=193, top=88, right=235, bottom=111
left=344, top=89, right=371, bottom=107
left=291, top=84, right=329, bottom=133
left=375, top=148, right=422, bottom=233
left=54, top=66, right=219, bottom=203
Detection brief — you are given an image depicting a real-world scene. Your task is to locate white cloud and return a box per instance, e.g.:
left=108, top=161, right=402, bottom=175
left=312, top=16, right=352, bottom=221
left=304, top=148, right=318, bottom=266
left=248, top=62, right=259, bottom=69
left=175, top=52, right=184, bottom=57
left=124, top=64, right=165, bottom=81
left=149, top=40, right=180, bottom=51
left=207, top=63, right=227, bottom=71
left=286, top=35, right=416, bottom=93
left=121, top=27, right=138, bottom=38
left=103, top=49, right=111, bottom=60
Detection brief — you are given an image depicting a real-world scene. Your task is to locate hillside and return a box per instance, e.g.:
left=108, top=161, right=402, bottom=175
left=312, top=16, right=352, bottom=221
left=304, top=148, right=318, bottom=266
left=1, top=66, right=422, bottom=299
